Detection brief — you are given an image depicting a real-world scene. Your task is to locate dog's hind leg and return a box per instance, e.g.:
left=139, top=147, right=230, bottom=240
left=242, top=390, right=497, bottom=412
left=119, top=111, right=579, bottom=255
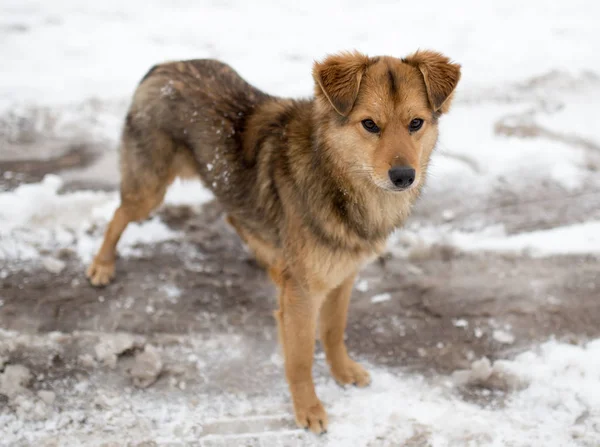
left=86, top=129, right=183, bottom=287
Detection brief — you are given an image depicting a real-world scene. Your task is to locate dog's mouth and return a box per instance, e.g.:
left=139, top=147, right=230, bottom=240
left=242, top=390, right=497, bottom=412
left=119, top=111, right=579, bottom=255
left=372, top=176, right=419, bottom=193
left=384, top=184, right=417, bottom=193
left=389, top=184, right=415, bottom=192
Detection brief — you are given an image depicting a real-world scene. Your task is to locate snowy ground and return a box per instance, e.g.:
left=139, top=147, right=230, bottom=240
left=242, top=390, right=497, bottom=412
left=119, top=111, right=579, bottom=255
left=1, top=1, right=600, bottom=445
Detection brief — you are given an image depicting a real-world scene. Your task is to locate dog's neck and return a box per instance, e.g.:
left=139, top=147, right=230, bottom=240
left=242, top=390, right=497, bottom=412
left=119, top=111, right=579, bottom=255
left=300, top=106, right=424, bottom=251
left=244, top=97, right=426, bottom=252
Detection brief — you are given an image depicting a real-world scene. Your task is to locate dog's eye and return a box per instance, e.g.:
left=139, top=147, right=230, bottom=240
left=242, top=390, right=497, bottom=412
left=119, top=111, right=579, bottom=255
left=361, top=119, right=380, bottom=133
left=409, top=118, right=424, bottom=132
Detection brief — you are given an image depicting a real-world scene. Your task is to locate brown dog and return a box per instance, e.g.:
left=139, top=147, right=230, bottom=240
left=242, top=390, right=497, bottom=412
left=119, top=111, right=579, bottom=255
left=86, top=50, right=460, bottom=433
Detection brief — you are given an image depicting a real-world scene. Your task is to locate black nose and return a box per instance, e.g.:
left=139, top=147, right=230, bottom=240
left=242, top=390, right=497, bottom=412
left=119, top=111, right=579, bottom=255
left=388, top=166, right=415, bottom=189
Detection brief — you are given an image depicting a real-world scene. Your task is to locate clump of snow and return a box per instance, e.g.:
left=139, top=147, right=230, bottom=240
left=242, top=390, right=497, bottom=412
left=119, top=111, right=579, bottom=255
left=129, top=345, right=163, bottom=389
left=37, top=390, right=56, bottom=406
left=163, top=178, right=214, bottom=206
left=355, top=279, right=369, bottom=292
left=161, top=284, right=182, bottom=304
left=493, top=329, right=516, bottom=345
left=442, top=209, right=456, bottom=221
left=371, top=293, right=391, bottom=304
left=78, top=354, right=97, bottom=368
left=41, top=256, right=66, bottom=274
left=452, top=319, right=469, bottom=328
left=0, top=364, right=32, bottom=400
left=11, top=394, right=52, bottom=421
left=0, top=364, right=54, bottom=422
left=451, top=357, right=524, bottom=391
left=94, top=333, right=145, bottom=369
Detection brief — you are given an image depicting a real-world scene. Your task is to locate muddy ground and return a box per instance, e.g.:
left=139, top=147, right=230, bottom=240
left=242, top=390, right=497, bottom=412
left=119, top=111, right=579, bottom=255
left=1, top=99, right=600, bottom=445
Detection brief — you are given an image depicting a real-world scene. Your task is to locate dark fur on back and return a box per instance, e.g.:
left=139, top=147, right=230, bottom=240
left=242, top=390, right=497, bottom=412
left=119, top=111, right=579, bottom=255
left=127, top=59, right=412, bottom=252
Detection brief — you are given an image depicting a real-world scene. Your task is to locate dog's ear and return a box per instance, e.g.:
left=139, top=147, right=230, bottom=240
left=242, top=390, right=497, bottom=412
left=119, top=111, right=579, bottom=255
left=313, top=51, right=371, bottom=116
left=404, top=50, right=461, bottom=113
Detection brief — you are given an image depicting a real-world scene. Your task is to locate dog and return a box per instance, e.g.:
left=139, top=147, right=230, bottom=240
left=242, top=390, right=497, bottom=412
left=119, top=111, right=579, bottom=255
left=86, top=50, right=460, bottom=433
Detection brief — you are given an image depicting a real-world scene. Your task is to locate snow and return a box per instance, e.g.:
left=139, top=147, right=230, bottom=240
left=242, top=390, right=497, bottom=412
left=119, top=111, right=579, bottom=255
left=370, top=293, right=391, bottom=304
left=1, top=2, right=599, bottom=265
left=1, top=0, right=600, bottom=444
left=317, top=340, right=600, bottom=446
left=355, top=279, right=369, bottom=292
left=404, top=221, right=600, bottom=258
left=0, top=175, right=212, bottom=263
left=453, top=319, right=469, bottom=328
left=0, top=336, right=598, bottom=445
left=493, top=330, right=516, bottom=345
left=2, top=0, right=600, bottom=108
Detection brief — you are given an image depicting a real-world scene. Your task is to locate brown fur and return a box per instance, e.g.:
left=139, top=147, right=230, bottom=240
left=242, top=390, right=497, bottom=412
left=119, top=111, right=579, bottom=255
left=86, top=51, right=461, bottom=433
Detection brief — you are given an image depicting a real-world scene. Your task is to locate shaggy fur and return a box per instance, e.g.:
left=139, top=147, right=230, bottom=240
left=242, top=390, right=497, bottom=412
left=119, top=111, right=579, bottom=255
left=86, top=50, right=461, bottom=433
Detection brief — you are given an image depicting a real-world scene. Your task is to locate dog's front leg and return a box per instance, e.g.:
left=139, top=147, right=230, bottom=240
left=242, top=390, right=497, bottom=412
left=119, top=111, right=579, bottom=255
left=274, top=275, right=327, bottom=434
left=319, top=272, right=371, bottom=387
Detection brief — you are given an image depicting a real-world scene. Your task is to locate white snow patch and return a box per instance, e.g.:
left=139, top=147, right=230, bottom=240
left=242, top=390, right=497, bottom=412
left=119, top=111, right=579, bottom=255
left=370, top=293, right=391, bottom=304
left=323, top=339, right=600, bottom=446
left=163, top=178, right=214, bottom=206
left=129, top=345, right=163, bottom=389
left=452, top=319, right=469, bottom=328
left=160, top=284, right=182, bottom=304
left=493, top=329, right=516, bottom=345
left=355, top=279, right=369, bottom=292
left=93, top=333, right=145, bottom=369
left=0, top=333, right=598, bottom=445
left=0, top=175, right=213, bottom=263
left=401, top=221, right=600, bottom=258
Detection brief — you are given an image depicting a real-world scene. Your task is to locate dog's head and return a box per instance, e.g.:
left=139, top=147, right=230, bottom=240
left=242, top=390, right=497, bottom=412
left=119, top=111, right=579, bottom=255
left=313, top=50, right=460, bottom=192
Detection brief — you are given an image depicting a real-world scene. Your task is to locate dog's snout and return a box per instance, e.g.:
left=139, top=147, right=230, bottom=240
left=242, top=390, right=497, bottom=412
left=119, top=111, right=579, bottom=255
left=388, top=166, right=415, bottom=189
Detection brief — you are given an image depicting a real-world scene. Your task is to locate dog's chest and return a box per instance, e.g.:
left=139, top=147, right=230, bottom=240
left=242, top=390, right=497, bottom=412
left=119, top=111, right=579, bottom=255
left=316, top=241, right=386, bottom=289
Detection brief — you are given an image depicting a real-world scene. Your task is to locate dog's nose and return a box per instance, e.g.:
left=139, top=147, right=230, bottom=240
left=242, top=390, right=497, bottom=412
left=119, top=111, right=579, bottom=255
left=388, top=166, right=415, bottom=189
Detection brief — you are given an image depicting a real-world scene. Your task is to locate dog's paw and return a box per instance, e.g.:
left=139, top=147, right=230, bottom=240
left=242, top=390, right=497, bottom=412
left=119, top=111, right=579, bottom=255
left=86, top=259, right=115, bottom=287
left=294, top=399, right=328, bottom=434
left=330, top=359, right=371, bottom=387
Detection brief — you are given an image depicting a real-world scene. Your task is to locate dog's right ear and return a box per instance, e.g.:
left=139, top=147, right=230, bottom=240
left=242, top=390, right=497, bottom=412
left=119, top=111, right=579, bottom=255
left=313, top=51, right=371, bottom=117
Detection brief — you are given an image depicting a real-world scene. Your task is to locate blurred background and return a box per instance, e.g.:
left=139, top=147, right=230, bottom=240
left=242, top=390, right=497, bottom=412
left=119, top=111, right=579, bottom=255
left=1, top=1, right=599, bottom=445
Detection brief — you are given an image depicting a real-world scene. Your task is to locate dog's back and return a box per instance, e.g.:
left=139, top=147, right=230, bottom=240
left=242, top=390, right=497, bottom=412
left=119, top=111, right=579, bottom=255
left=122, top=59, right=304, bottom=247
left=127, top=59, right=269, bottom=180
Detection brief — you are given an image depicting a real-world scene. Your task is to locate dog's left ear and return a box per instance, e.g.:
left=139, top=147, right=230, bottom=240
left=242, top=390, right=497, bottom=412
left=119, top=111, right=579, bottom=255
left=313, top=51, right=371, bottom=117
left=404, top=50, right=461, bottom=113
